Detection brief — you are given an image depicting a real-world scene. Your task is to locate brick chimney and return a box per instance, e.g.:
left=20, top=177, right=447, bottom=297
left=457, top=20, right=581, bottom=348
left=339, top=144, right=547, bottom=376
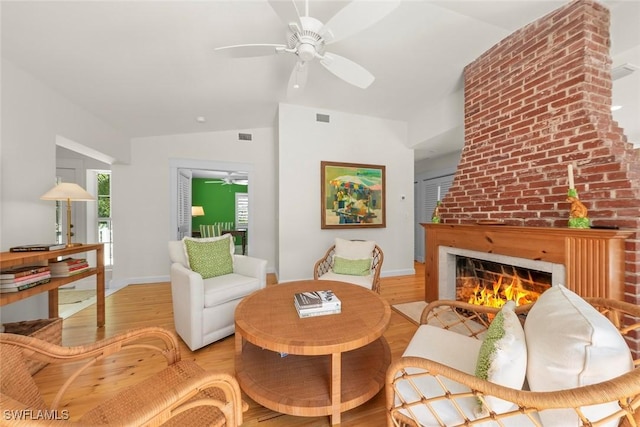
left=438, top=0, right=639, bottom=338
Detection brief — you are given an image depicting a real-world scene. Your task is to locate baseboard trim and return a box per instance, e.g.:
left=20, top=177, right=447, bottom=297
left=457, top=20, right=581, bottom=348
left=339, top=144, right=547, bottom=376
left=381, top=268, right=416, bottom=277
left=110, top=275, right=169, bottom=288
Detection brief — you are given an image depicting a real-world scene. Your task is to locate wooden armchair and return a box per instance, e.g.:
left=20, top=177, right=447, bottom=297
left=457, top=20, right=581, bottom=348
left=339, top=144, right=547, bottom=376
left=313, top=243, right=384, bottom=293
left=1, top=326, right=246, bottom=426
left=386, top=297, right=640, bottom=427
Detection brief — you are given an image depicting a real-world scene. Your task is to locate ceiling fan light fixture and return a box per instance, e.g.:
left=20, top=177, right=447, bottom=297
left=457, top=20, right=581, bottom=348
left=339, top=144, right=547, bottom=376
left=297, top=43, right=316, bottom=61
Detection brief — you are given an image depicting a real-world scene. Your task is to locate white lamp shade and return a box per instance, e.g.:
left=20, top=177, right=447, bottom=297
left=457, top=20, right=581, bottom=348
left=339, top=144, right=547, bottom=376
left=192, top=206, right=205, bottom=216
left=41, top=183, right=95, bottom=201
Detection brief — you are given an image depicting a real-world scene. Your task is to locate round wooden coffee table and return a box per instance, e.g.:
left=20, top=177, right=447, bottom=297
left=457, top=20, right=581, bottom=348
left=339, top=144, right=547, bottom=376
left=234, top=280, right=391, bottom=425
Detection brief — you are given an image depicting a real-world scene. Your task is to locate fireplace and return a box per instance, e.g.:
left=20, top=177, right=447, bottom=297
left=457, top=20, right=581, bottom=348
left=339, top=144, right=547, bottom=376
left=455, top=253, right=553, bottom=306
left=439, top=246, right=560, bottom=303
left=423, top=223, right=631, bottom=303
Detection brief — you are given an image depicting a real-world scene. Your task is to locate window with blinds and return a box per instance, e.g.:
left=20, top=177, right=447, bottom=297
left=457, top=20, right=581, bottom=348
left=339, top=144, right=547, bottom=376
left=235, top=193, right=249, bottom=228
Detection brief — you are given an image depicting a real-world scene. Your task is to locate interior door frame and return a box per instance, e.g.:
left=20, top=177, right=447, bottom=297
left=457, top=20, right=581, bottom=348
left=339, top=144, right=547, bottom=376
left=169, top=158, right=253, bottom=242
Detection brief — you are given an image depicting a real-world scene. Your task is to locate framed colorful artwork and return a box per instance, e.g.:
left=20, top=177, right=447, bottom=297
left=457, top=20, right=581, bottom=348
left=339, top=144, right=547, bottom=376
left=321, top=161, right=386, bottom=229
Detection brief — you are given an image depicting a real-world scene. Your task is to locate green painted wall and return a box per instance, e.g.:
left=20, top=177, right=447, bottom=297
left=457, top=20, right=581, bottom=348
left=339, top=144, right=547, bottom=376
left=192, top=178, right=247, bottom=237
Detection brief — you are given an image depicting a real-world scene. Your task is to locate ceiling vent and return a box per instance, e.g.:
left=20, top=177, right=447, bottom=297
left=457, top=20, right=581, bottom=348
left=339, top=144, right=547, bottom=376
left=238, top=133, right=252, bottom=141
left=316, top=113, right=330, bottom=123
left=611, top=63, right=639, bottom=80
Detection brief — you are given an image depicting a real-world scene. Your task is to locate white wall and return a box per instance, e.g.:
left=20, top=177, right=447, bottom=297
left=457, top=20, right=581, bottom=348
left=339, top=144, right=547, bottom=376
left=0, top=59, right=129, bottom=322
left=112, top=128, right=277, bottom=284
left=277, top=103, right=415, bottom=282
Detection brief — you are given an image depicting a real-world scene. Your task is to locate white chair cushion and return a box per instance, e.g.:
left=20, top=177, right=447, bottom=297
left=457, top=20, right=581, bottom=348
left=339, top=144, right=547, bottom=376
left=524, top=285, right=634, bottom=427
left=397, top=325, right=538, bottom=426
left=334, top=237, right=375, bottom=259
left=203, top=273, right=261, bottom=307
left=317, top=271, right=373, bottom=289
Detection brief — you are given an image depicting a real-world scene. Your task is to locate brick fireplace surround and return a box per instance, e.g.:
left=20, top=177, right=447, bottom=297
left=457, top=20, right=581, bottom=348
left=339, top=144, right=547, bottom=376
left=432, top=0, right=639, bottom=352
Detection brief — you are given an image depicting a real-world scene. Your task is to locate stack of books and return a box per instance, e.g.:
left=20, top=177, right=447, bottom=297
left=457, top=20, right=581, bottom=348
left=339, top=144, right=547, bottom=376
left=0, top=266, right=51, bottom=293
left=49, top=258, right=90, bottom=277
left=294, top=290, right=341, bottom=318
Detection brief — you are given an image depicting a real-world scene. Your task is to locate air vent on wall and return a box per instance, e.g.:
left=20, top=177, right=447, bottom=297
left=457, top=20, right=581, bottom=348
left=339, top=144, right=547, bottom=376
left=611, top=63, right=639, bottom=80
left=316, top=113, right=330, bottom=123
left=238, top=133, right=252, bottom=141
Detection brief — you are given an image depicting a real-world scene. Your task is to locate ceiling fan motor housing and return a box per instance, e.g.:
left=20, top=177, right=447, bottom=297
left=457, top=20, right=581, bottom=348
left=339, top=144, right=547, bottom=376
left=287, top=16, right=326, bottom=61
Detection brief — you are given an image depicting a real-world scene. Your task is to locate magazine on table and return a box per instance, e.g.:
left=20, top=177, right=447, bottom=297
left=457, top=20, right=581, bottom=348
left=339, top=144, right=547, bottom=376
left=294, top=290, right=341, bottom=318
left=294, top=290, right=341, bottom=310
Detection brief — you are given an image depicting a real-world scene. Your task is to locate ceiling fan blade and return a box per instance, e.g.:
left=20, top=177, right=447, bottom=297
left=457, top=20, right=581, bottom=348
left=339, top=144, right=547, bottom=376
left=322, top=0, right=400, bottom=44
left=320, top=52, right=375, bottom=89
left=287, top=61, right=309, bottom=97
left=214, top=44, right=286, bottom=58
left=268, top=0, right=303, bottom=32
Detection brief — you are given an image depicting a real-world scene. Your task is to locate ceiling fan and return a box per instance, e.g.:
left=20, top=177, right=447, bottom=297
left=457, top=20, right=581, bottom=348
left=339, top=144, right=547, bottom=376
left=214, top=0, right=400, bottom=93
left=205, top=172, right=248, bottom=186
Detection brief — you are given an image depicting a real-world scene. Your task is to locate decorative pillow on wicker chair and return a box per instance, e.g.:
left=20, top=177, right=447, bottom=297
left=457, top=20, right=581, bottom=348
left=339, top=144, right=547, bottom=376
left=334, top=238, right=375, bottom=260
left=524, top=285, right=634, bottom=427
left=332, top=256, right=371, bottom=276
left=474, top=300, right=527, bottom=416
left=182, top=235, right=234, bottom=279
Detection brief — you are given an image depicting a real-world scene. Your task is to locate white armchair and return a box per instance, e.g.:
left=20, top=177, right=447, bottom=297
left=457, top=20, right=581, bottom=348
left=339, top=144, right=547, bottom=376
left=168, top=238, right=267, bottom=351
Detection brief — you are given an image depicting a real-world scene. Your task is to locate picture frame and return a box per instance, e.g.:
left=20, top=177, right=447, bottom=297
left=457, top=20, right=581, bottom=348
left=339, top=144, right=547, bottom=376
left=321, top=161, right=386, bottom=229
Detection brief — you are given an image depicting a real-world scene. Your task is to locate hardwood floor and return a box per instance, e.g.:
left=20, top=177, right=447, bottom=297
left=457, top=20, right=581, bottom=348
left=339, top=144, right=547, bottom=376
left=33, top=263, right=425, bottom=426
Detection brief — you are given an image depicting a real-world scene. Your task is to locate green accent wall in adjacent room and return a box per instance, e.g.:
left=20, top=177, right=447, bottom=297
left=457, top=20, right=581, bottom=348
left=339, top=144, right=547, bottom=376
left=192, top=178, right=247, bottom=236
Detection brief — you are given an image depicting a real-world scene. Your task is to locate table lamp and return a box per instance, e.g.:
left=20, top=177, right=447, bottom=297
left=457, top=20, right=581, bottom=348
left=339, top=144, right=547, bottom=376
left=41, top=182, right=95, bottom=247
left=192, top=206, right=205, bottom=217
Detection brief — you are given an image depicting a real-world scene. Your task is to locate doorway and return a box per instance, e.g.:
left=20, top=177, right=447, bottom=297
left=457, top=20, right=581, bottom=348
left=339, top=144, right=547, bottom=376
left=169, top=159, right=253, bottom=252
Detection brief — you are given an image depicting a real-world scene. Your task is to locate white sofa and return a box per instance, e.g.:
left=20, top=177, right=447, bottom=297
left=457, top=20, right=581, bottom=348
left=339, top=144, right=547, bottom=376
left=386, top=286, right=640, bottom=427
left=168, top=239, right=267, bottom=351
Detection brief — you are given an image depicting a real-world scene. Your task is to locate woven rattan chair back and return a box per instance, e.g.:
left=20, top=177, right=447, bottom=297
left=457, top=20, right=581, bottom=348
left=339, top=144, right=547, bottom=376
left=313, top=243, right=384, bottom=293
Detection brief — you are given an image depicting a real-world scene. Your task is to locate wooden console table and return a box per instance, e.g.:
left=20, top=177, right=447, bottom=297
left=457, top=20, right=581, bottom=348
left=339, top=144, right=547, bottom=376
left=0, top=243, right=105, bottom=327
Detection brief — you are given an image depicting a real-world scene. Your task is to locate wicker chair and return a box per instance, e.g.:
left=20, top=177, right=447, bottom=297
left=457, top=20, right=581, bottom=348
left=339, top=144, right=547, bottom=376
left=0, top=326, right=246, bottom=426
left=386, top=298, right=640, bottom=427
left=313, top=243, right=384, bottom=293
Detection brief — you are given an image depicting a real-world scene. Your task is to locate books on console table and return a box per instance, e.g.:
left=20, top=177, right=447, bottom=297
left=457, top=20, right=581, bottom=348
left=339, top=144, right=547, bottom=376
left=294, top=290, right=341, bottom=318
left=9, top=243, right=66, bottom=252
left=0, top=277, right=51, bottom=293
left=48, top=258, right=90, bottom=277
left=0, top=265, right=50, bottom=279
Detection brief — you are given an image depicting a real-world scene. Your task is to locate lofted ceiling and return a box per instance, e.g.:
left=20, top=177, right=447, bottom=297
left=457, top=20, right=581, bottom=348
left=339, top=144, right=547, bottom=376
left=3, top=1, right=639, bottom=161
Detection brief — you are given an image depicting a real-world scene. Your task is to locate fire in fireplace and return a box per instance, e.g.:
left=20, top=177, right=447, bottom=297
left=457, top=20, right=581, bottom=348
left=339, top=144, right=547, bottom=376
left=456, top=256, right=552, bottom=307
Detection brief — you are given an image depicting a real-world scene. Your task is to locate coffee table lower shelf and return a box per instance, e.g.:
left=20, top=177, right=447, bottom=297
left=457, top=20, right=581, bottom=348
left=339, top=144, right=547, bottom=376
left=235, top=337, right=391, bottom=419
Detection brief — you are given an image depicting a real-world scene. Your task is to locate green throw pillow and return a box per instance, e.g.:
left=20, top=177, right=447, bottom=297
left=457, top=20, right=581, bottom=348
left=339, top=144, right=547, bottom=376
left=473, top=300, right=527, bottom=415
left=332, top=256, right=371, bottom=276
left=475, top=311, right=506, bottom=380
left=184, top=237, right=233, bottom=279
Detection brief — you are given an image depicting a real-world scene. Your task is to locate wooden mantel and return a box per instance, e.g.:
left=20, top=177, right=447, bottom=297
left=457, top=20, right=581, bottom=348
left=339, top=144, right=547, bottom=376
left=422, top=224, right=632, bottom=302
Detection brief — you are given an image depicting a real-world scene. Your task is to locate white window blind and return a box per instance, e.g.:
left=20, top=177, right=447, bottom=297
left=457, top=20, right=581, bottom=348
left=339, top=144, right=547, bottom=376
left=235, top=193, right=249, bottom=228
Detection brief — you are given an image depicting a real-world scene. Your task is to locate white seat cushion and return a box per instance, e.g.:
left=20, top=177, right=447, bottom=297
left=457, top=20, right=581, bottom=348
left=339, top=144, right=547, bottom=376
left=317, top=271, right=373, bottom=289
left=203, top=274, right=261, bottom=307
left=396, top=325, right=539, bottom=427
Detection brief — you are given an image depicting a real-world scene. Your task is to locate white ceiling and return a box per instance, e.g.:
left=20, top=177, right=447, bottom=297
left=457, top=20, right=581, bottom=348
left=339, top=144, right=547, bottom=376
left=3, top=0, right=639, bottom=161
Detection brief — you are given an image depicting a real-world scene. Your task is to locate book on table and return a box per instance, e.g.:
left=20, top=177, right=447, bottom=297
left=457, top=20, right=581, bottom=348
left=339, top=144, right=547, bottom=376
left=295, top=304, right=342, bottom=318
left=9, top=243, right=66, bottom=252
left=0, top=277, right=51, bottom=293
left=0, top=271, right=51, bottom=286
left=49, top=258, right=90, bottom=277
left=0, top=265, right=50, bottom=279
left=294, top=290, right=341, bottom=318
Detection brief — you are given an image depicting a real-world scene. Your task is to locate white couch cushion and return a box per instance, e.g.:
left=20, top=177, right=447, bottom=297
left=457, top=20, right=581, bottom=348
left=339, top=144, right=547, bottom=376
left=524, top=285, right=634, bottom=427
left=474, top=301, right=527, bottom=415
left=203, top=273, right=261, bottom=307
